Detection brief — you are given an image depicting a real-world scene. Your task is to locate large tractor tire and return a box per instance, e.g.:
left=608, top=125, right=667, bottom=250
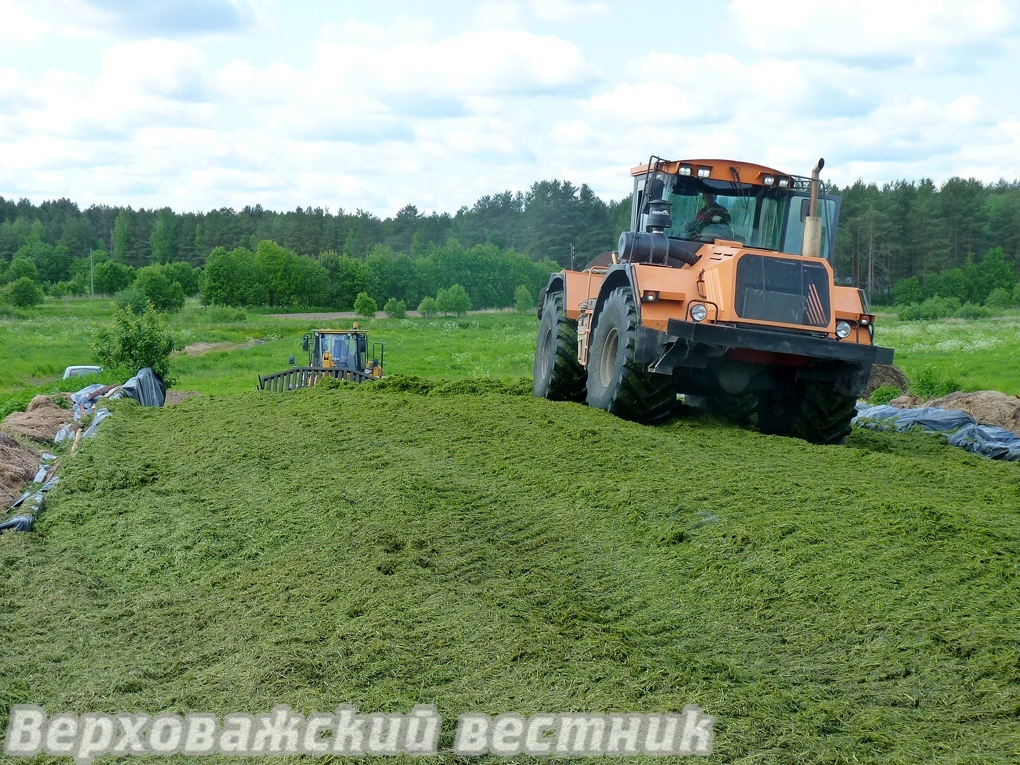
left=791, top=381, right=859, bottom=445
left=533, top=291, right=586, bottom=402
left=756, top=381, right=857, bottom=445
left=585, top=287, right=675, bottom=424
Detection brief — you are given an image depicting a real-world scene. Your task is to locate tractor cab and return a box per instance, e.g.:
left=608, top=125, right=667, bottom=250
left=629, top=158, right=842, bottom=261
left=303, top=328, right=384, bottom=377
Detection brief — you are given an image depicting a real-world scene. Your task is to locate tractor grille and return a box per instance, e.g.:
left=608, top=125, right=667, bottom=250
left=735, top=255, right=830, bottom=327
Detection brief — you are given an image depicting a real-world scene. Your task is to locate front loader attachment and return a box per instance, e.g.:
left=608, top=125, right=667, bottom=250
left=258, top=366, right=377, bottom=392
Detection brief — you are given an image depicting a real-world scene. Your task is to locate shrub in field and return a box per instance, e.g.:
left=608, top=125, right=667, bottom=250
left=115, top=286, right=149, bottom=314
left=135, top=266, right=185, bottom=313
left=161, top=262, right=201, bottom=297
left=3, top=276, right=45, bottom=307
left=514, top=285, right=534, bottom=313
left=910, top=364, right=961, bottom=399
left=892, top=276, right=921, bottom=305
left=3, top=257, right=39, bottom=285
left=384, top=297, right=407, bottom=319
left=417, top=296, right=438, bottom=318
left=985, top=287, right=1012, bottom=309
left=869, top=386, right=902, bottom=405
left=92, top=306, right=177, bottom=385
left=898, top=296, right=962, bottom=321
left=1013, top=283, right=1020, bottom=306
left=958, top=302, right=989, bottom=319
left=436, top=284, right=471, bottom=316
left=93, top=260, right=136, bottom=296
left=354, top=291, right=378, bottom=317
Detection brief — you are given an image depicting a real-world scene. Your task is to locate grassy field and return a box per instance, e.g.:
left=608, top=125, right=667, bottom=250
left=2, top=298, right=1020, bottom=405
left=0, top=298, right=538, bottom=407
left=874, top=313, right=1020, bottom=396
left=1, top=382, right=1018, bottom=763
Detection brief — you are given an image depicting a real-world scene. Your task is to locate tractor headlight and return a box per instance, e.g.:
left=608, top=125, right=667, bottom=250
left=690, top=304, right=708, bottom=322
left=835, top=321, right=852, bottom=339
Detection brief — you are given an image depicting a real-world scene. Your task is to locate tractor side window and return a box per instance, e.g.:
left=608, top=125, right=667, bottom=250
left=781, top=197, right=838, bottom=259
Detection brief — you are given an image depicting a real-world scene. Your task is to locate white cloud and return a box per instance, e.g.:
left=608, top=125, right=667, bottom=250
left=0, top=2, right=1017, bottom=215
left=0, top=0, right=50, bottom=44
left=330, top=15, right=439, bottom=46
left=101, top=41, right=210, bottom=101
left=728, top=0, right=1018, bottom=69
left=471, top=3, right=528, bottom=30
left=529, top=0, right=610, bottom=23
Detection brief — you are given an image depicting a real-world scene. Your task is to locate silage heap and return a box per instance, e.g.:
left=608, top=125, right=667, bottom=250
left=1, top=379, right=1018, bottom=763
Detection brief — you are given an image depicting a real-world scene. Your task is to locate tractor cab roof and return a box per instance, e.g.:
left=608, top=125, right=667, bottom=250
left=314, top=328, right=367, bottom=335
left=631, top=158, right=796, bottom=188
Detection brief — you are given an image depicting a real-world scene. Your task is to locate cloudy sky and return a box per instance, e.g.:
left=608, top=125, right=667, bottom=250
left=1, top=0, right=1018, bottom=216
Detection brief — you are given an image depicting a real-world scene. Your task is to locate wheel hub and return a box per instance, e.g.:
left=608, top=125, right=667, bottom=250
left=600, top=327, right=619, bottom=387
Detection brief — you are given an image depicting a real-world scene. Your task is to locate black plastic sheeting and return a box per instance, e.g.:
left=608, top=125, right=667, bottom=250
left=120, top=368, right=166, bottom=408
left=854, top=404, right=1020, bottom=461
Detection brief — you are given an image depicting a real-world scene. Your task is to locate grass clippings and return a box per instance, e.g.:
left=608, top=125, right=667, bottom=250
left=1, top=386, right=1018, bottom=763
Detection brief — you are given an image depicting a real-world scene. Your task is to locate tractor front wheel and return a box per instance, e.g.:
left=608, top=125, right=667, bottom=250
left=585, top=287, right=675, bottom=424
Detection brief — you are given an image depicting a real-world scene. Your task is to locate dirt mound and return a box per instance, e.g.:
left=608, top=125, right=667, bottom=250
left=1, top=396, right=74, bottom=443
left=0, top=434, right=38, bottom=507
left=865, top=364, right=909, bottom=396
left=889, top=390, right=1020, bottom=436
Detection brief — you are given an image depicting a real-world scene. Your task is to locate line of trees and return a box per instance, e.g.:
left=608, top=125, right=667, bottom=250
left=2, top=174, right=1020, bottom=310
left=0, top=179, right=626, bottom=272
left=835, top=178, right=1020, bottom=302
left=200, top=239, right=556, bottom=311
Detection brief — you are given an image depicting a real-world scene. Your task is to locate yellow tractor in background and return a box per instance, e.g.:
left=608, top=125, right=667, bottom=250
left=259, top=326, right=384, bottom=391
left=534, top=155, right=894, bottom=444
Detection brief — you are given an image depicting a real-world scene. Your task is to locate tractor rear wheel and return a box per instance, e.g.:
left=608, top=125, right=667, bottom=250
left=585, top=287, right=675, bottom=424
left=791, top=381, right=859, bottom=445
left=756, top=381, right=858, bottom=445
left=533, top=290, right=586, bottom=401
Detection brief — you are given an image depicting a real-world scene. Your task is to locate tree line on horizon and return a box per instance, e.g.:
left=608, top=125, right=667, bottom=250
left=1, top=175, right=1019, bottom=309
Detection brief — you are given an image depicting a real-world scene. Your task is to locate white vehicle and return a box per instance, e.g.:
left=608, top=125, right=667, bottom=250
left=62, top=365, right=103, bottom=380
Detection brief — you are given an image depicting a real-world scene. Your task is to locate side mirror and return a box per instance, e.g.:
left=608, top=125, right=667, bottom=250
left=301, top=336, right=309, bottom=352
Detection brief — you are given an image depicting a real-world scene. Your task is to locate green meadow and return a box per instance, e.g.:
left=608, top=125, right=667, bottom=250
left=3, top=298, right=1020, bottom=404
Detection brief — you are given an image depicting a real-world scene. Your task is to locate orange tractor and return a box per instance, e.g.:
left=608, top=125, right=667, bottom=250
left=533, top=156, right=894, bottom=444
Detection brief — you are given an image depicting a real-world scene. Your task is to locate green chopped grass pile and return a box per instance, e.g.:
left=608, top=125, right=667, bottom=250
left=1, top=385, right=1019, bottom=763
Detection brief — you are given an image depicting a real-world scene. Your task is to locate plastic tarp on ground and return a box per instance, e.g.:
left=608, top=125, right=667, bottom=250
left=119, top=368, right=166, bottom=408
left=854, top=404, right=1020, bottom=461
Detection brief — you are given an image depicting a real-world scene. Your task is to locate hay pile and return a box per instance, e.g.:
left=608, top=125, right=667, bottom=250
left=891, top=390, right=1020, bottom=436
left=1, top=395, right=73, bottom=443
left=0, top=434, right=38, bottom=507
left=864, top=363, right=909, bottom=396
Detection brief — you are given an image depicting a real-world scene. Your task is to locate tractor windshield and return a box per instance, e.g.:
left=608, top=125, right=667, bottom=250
left=635, top=172, right=839, bottom=258
left=323, top=334, right=352, bottom=365
left=642, top=173, right=785, bottom=249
